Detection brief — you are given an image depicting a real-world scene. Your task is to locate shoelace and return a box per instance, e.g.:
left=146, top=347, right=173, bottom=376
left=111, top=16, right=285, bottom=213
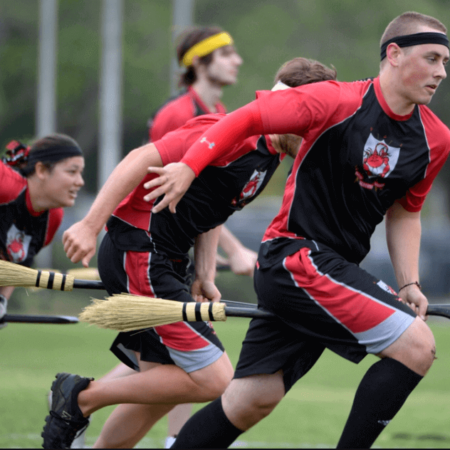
left=49, top=410, right=89, bottom=428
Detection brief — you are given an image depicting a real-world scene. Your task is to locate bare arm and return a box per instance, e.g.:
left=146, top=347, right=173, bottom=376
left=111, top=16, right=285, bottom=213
left=63, top=143, right=163, bottom=266
left=385, top=201, right=427, bottom=319
left=218, top=226, right=257, bottom=277
left=191, top=226, right=222, bottom=303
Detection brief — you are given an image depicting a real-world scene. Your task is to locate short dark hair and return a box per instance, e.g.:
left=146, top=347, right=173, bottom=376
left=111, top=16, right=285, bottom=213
left=274, top=57, right=337, bottom=87
left=176, top=26, right=224, bottom=87
left=380, top=11, right=447, bottom=46
left=20, top=133, right=81, bottom=177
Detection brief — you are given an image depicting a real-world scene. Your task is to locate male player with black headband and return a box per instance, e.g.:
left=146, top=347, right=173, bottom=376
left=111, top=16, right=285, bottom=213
left=141, top=11, right=450, bottom=449
left=41, top=58, right=337, bottom=449
left=0, top=135, right=84, bottom=329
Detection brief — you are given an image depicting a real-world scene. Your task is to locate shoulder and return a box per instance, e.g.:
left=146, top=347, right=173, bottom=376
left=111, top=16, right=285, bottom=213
left=256, top=79, right=371, bottom=112
left=0, top=162, right=27, bottom=204
left=419, top=105, right=450, bottom=151
left=151, top=93, right=195, bottom=140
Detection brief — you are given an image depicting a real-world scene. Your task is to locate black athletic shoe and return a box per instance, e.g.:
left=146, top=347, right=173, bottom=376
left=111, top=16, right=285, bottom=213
left=41, top=372, right=94, bottom=449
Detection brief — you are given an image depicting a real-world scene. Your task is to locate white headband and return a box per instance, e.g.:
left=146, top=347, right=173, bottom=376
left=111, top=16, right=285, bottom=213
left=271, top=80, right=291, bottom=91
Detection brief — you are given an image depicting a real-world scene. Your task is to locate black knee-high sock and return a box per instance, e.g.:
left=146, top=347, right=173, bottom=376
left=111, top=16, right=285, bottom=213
left=171, top=397, right=243, bottom=449
left=337, top=358, right=423, bottom=449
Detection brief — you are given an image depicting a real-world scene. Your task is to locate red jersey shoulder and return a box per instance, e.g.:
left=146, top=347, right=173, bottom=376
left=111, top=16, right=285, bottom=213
left=44, top=208, right=64, bottom=246
left=0, top=162, right=27, bottom=204
left=255, top=79, right=372, bottom=137
left=418, top=105, right=450, bottom=155
left=151, top=93, right=195, bottom=141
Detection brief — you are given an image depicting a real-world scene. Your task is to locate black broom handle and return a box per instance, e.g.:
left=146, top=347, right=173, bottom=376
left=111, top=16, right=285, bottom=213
left=70, top=279, right=450, bottom=320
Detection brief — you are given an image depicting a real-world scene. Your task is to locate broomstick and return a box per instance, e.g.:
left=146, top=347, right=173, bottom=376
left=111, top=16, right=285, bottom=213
left=0, top=260, right=230, bottom=291
left=79, top=293, right=450, bottom=332
left=2, top=260, right=449, bottom=328
left=0, top=260, right=103, bottom=291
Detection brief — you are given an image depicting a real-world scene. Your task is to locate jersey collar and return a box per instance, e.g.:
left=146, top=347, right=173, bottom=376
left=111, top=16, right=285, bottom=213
left=25, top=187, right=45, bottom=217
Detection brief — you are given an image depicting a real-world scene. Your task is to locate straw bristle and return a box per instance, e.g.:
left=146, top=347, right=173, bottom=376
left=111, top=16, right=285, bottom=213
left=79, top=294, right=185, bottom=331
left=0, top=260, right=74, bottom=291
left=0, top=260, right=40, bottom=287
left=79, top=294, right=227, bottom=332
left=67, top=267, right=100, bottom=280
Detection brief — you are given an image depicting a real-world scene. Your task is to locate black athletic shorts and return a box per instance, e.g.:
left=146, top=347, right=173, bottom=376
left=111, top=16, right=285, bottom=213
left=98, top=232, right=224, bottom=373
left=234, top=239, right=416, bottom=392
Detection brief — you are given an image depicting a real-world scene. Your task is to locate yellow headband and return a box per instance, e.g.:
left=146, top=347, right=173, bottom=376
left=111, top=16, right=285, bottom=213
left=181, top=32, right=234, bottom=67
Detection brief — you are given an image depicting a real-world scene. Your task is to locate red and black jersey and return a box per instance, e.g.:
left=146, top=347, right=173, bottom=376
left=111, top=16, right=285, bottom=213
left=149, top=87, right=227, bottom=142
left=176, top=77, right=450, bottom=265
left=0, top=162, right=63, bottom=266
left=253, top=77, right=450, bottom=265
left=108, top=114, right=284, bottom=258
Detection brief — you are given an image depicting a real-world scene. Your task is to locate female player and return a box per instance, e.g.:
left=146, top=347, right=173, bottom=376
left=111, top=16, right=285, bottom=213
left=0, top=134, right=84, bottom=326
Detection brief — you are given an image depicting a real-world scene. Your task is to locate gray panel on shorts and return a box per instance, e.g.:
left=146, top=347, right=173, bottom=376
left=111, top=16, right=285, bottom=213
left=354, top=310, right=415, bottom=354
left=167, top=344, right=223, bottom=373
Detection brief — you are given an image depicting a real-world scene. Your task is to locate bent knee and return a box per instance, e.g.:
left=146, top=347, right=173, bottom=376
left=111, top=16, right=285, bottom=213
left=382, top=317, right=436, bottom=375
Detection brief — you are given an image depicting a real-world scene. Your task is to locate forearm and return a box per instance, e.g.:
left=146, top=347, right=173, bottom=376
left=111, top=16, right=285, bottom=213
left=218, top=225, right=243, bottom=257
left=385, top=201, right=422, bottom=289
left=181, top=101, right=264, bottom=176
left=83, top=143, right=163, bottom=234
left=194, top=226, right=222, bottom=282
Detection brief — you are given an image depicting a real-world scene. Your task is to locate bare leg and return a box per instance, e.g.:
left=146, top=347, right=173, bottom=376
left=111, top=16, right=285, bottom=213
left=222, top=371, right=285, bottom=430
left=166, top=403, right=193, bottom=446
left=93, top=403, right=175, bottom=449
left=378, top=316, right=435, bottom=375
left=78, top=352, right=233, bottom=416
left=98, top=363, right=135, bottom=382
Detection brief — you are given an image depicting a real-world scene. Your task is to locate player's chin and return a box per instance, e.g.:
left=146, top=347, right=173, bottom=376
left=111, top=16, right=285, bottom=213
left=60, top=196, right=76, bottom=208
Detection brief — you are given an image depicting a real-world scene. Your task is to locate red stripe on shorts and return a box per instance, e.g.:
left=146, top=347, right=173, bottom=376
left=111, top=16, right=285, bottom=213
left=124, top=250, right=211, bottom=351
left=124, top=251, right=155, bottom=297
left=284, top=249, right=395, bottom=333
left=155, top=322, right=211, bottom=351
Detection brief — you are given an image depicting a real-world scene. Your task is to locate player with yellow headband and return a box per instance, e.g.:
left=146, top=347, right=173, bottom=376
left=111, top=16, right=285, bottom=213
left=148, top=26, right=242, bottom=143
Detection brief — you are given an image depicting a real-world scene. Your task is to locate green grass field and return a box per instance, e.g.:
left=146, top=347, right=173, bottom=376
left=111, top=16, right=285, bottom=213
left=1, top=316, right=450, bottom=448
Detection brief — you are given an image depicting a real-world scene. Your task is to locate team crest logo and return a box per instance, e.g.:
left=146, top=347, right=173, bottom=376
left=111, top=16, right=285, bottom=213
left=232, top=169, right=267, bottom=205
left=355, top=134, right=401, bottom=191
left=363, top=134, right=400, bottom=178
left=6, top=224, right=32, bottom=263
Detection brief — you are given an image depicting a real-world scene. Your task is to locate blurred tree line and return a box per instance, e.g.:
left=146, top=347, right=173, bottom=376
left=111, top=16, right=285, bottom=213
left=1, top=0, right=450, bottom=196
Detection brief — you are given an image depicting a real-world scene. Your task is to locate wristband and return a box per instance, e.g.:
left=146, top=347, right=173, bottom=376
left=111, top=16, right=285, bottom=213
left=399, top=281, right=421, bottom=292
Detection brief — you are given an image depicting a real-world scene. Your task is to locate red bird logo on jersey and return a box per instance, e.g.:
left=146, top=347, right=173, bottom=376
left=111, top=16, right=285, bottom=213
left=6, top=224, right=32, bottom=263
left=232, top=169, right=267, bottom=206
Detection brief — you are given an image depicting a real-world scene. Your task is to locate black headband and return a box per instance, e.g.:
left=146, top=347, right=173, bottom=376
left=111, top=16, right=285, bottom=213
left=27, top=145, right=83, bottom=167
left=380, top=32, right=449, bottom=60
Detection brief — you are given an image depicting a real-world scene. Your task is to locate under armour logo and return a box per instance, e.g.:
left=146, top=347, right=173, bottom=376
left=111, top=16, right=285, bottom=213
left=378, top=420, right=390, bottom=426
left=200, top=137, right=215, bottom=149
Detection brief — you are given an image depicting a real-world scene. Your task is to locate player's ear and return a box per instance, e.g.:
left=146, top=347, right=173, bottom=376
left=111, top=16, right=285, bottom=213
left=386, top=43, right=402, bottom=67
left=34, top=161, right=49, bottom=180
